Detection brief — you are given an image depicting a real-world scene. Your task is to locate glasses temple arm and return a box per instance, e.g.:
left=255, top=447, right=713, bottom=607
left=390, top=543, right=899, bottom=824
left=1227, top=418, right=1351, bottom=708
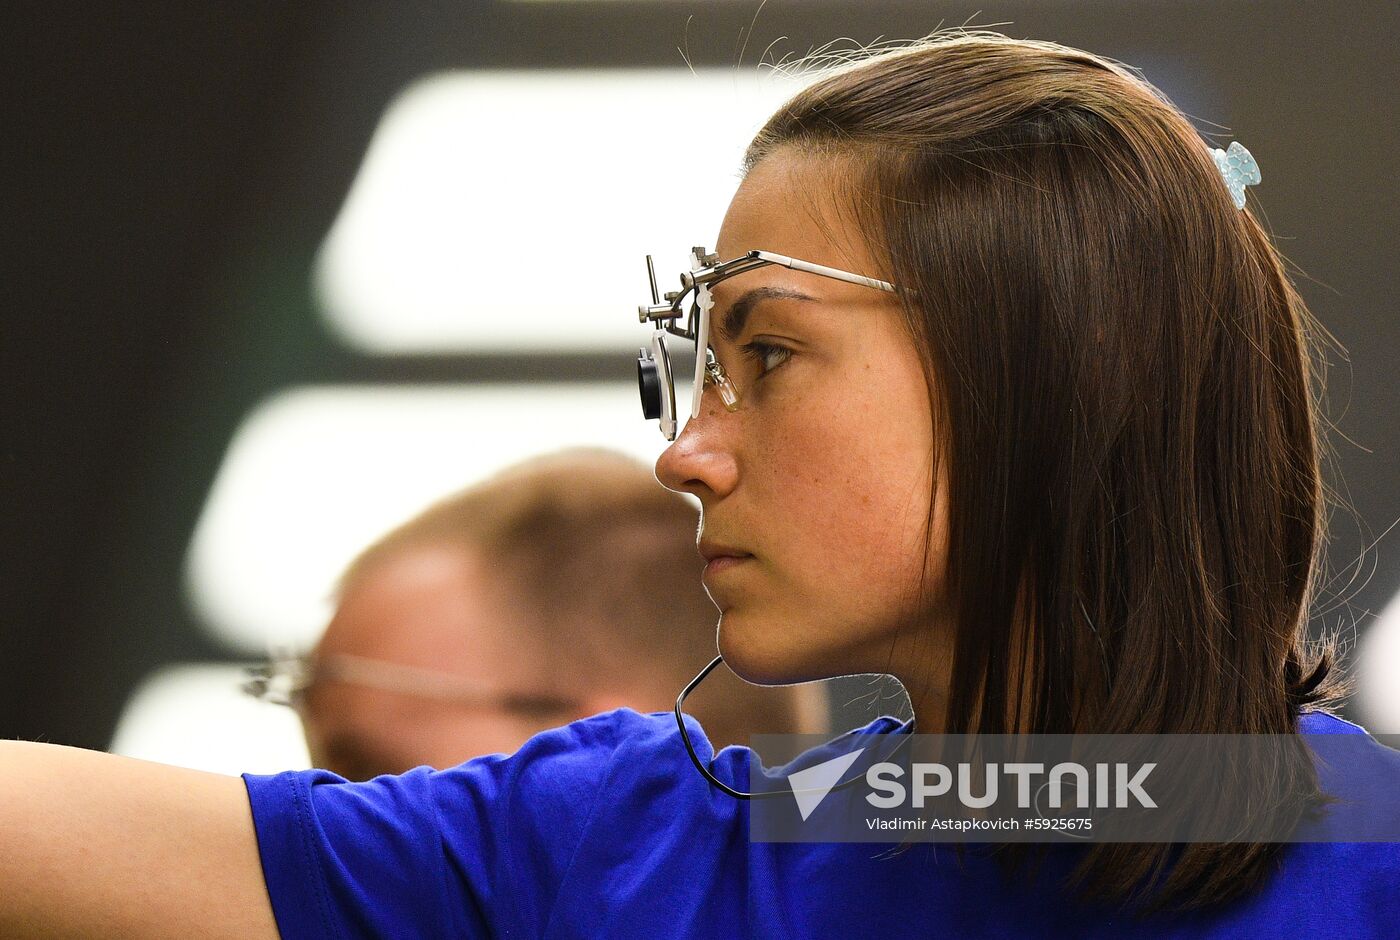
left=649, top=250, right=897, bottom=337
left=749, top=251, right=896, bottom=293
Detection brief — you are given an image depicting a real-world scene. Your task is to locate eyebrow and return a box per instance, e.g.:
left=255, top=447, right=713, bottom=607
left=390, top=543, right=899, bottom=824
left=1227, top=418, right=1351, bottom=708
left=714, top=286, right=819, bottom=343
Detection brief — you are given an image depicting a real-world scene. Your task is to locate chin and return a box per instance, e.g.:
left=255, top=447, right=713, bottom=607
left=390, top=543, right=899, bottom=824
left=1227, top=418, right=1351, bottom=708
left=716, top=608, right=829, bottom=686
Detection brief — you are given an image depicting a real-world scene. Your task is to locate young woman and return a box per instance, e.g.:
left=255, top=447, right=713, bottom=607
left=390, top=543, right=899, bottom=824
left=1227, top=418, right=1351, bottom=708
left=3, top=30, right=1397, bottom=938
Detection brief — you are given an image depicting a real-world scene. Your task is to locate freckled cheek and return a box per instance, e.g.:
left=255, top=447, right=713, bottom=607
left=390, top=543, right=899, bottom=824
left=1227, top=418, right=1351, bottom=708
left=753, top=403, right=905, bottom=561
left=817, top=394, right=933, bottom=572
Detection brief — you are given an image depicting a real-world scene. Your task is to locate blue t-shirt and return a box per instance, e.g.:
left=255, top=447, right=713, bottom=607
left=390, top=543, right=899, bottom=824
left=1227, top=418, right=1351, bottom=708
left=244, top=709, right=1400, bottom=938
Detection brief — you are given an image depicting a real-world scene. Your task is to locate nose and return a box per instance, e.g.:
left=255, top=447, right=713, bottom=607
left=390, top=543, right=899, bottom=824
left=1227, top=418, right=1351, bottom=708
left=654, top=385, right=739, bottom=501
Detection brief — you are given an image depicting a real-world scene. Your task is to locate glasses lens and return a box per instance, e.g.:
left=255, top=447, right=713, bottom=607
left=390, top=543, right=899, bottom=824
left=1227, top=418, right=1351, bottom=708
left=661, top=332, right=700, bottom=435
left=664, top=334, right=699, bottom=405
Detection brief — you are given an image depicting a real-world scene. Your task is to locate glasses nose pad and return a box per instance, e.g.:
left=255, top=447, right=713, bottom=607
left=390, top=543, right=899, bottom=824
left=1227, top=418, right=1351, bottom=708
left=704, top=351, right=741, bottom=411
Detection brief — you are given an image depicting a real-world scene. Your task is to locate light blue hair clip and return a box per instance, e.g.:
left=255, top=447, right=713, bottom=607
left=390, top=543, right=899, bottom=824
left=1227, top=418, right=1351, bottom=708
left=1211, top=141, right=1261, bottom=210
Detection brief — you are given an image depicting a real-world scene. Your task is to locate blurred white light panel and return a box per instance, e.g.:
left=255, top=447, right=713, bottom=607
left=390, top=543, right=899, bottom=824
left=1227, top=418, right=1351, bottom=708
left=314, top=67, right=812, bottom=353
left=186, top=383, right=670, bottom=654
left=1357, top=589, right=1400, bottom=734
left=108, top=663, right=311, bottom=775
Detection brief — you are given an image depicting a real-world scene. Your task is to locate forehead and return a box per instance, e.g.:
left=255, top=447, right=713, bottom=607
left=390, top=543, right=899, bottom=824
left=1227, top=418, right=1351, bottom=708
left=712, top=150, right=882, bottom=301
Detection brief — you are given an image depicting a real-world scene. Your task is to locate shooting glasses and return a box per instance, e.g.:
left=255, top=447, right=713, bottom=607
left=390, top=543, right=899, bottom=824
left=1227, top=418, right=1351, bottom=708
left=635, top=246, right=896, bottom=440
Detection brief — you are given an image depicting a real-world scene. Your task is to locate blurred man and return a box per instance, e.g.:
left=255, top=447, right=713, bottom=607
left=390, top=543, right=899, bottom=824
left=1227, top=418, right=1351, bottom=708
left=288, top=447, right=826, bottom=780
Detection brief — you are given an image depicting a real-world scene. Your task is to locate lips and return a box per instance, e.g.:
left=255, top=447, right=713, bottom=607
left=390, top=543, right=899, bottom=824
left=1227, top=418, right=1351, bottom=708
left=698, top=539, right=753, bottom=586
left=698, top=539, right=752, bottom=563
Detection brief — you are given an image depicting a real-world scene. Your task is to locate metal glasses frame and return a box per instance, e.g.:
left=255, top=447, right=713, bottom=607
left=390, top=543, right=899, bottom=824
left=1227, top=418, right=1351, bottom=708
left=636, top=247, right=897, bottom=440
left=241, top=649, right=585, bottom=718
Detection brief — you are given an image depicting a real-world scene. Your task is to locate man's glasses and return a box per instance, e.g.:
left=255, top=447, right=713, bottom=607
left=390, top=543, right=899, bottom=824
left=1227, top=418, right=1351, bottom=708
left=241, top=650, right=585, bottom=719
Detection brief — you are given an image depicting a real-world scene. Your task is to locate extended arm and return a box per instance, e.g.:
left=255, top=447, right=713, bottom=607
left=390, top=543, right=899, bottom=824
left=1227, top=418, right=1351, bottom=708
left=0, top=741, right=278, bottom=938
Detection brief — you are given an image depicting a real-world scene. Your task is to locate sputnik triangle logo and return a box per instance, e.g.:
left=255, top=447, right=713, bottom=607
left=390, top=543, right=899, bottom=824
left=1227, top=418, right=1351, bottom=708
left=786, top=748, right=866, bottom=821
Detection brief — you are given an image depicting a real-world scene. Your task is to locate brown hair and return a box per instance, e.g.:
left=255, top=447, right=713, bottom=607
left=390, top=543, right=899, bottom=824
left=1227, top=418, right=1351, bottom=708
left=744, top=30, right=1347, bottom=913
left=340, top=446, right=822, bottom=747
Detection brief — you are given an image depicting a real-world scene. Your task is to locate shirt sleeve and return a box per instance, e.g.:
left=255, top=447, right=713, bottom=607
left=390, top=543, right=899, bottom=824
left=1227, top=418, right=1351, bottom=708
left=242, top=707, right=640, bottom=940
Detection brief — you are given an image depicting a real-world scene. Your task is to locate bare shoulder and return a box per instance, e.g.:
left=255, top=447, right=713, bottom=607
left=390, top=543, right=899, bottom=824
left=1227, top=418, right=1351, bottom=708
left=0, top=740, right=278, bottom=939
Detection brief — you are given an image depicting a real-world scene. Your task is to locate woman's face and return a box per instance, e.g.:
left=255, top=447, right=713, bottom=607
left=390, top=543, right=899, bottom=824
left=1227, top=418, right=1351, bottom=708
left=655, top=150, right=951, bottom=689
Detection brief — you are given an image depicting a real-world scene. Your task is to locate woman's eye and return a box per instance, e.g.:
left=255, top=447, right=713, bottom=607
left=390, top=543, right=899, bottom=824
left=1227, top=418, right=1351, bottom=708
left=740, top=340, right=793, bottom=377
